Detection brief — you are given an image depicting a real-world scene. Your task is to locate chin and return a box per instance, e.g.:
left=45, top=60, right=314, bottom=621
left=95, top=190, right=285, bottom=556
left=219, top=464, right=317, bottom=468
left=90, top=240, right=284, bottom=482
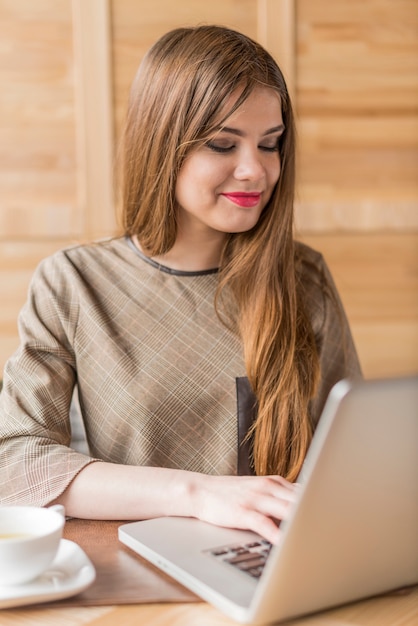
left=229, top=220, right=260, bottom=234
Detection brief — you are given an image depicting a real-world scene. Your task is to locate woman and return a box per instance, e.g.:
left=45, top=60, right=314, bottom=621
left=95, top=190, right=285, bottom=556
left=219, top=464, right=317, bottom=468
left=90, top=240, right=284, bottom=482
left=0, top=25, right=361, bottom=544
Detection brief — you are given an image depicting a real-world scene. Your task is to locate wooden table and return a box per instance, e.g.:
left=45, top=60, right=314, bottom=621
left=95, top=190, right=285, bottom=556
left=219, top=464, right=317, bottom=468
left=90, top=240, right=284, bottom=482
left=1, top=519, right=417, bottom=625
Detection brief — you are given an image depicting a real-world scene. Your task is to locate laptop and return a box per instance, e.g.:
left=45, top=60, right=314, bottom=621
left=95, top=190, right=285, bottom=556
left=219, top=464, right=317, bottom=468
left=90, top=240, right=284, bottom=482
left=119, top=376, right=418, bottom=624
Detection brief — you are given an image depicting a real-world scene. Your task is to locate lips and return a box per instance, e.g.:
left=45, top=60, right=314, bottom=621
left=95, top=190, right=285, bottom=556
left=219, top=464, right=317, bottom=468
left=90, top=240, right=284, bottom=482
left=221, top=192, right=262, bottom=208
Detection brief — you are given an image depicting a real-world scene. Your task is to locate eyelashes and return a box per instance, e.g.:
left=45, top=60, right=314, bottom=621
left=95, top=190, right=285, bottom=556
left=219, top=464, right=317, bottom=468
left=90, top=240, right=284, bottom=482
left=259, top=145, right=280, bottom=153
left=206, top=141, right=280, bottom=154
left=206, top=142, right=233, bottom=153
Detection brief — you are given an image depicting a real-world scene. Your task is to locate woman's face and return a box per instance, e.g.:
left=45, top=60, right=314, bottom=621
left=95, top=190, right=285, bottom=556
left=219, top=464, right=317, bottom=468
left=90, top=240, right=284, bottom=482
left=175, top=87, right=284, bottom=242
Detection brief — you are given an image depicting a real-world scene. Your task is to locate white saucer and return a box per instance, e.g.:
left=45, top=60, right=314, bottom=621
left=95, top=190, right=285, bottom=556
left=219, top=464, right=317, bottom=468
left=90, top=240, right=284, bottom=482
left=0, top=539, right=96, bottom=609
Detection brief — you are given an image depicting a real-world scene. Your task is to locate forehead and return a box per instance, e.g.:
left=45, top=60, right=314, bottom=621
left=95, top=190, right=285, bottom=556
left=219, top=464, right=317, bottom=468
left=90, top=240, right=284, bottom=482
left=216, top=86, right=283, bottom=130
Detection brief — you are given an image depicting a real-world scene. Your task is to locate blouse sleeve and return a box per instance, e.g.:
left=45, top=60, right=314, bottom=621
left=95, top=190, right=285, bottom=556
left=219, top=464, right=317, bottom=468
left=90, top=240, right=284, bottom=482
left=0, top=253, right=98, bottom=506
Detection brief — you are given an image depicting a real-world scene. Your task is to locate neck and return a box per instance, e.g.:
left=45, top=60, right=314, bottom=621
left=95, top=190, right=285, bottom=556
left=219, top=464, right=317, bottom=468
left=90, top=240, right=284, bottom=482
left=132, top=232, right=226, bottom=272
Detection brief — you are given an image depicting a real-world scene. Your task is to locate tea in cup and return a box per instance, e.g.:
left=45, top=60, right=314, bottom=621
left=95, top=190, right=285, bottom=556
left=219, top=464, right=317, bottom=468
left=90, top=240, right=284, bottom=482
left=0, top=505, right=65, bottom=585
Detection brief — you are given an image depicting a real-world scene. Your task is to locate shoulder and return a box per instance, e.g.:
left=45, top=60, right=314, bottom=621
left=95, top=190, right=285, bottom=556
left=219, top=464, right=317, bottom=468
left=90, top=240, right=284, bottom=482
left=294, top=240, right=328, bottom=287
left=27, top=238, right=132, bottom=315
left=35, top=237, right=129, bottom=279
left=51, top=236, right=127, bottom=264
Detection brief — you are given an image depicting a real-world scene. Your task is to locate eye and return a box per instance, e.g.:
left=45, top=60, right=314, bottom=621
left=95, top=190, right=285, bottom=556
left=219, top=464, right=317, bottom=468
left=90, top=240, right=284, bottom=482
left=206, top=141, right=235, bottom=154
left=259, top=141, right=280, bottom=153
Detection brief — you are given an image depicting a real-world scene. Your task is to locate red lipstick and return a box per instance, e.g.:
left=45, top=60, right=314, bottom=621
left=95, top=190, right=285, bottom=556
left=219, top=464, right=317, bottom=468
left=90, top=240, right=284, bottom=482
left=222, top=192, right=261, bottom=208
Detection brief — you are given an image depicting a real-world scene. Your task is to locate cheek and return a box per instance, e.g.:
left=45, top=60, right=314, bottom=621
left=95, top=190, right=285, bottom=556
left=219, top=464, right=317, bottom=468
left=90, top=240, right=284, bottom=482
left=176, top=159, right=224, bottom=203
left=175, top=162, right=195, bottom=205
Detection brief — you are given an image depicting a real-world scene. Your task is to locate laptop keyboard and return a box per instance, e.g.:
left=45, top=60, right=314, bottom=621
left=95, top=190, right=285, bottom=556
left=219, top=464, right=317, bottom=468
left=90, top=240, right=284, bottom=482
left=208, top=539, right=272, bottom=578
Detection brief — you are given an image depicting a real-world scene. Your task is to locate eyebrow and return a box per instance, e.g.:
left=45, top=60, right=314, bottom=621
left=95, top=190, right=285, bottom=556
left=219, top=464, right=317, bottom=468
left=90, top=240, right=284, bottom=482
left=218, top=124, right=285, bottom=137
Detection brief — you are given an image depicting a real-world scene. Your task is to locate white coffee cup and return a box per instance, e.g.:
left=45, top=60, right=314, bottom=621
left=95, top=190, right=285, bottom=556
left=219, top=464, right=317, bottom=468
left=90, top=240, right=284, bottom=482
left=0, top=505, right=65, bottom=585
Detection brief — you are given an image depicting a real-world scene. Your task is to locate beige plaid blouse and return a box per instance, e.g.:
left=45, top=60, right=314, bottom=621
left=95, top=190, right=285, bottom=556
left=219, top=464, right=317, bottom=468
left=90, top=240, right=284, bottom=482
left=0, top=237, right=361, bottom=505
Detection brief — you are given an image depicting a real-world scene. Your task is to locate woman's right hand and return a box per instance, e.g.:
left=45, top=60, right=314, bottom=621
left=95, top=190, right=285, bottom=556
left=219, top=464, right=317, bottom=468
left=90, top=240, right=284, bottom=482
left=188, top=473, right=298, bottom=545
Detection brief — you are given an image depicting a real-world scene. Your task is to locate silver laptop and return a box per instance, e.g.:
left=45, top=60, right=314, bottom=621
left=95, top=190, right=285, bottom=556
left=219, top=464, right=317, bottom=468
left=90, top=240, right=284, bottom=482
left=119, top=376, right=418, bottom=624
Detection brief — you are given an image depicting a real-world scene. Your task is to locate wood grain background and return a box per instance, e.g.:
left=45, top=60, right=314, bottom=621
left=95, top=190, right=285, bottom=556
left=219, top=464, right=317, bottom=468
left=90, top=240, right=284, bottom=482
left=0, top=0, right=417, bottom=379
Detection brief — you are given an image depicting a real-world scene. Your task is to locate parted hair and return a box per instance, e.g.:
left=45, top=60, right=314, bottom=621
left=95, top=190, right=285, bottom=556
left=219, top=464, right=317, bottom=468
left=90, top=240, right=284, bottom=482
left=121, top=25, right=320, bottom=481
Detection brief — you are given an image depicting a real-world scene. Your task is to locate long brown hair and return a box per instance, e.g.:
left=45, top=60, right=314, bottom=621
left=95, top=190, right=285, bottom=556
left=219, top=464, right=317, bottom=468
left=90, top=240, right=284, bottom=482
left=121, top=25, right=320, bottom=480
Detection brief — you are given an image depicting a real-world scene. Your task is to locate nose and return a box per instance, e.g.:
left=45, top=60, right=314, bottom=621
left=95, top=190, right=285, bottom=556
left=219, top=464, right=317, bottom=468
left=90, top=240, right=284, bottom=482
left=233, top=148, right=266, bottom=182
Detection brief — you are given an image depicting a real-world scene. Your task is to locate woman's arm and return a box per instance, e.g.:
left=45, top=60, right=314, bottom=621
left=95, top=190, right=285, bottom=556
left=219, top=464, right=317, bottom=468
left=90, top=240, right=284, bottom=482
left=52, top=462, right=297, bottom=544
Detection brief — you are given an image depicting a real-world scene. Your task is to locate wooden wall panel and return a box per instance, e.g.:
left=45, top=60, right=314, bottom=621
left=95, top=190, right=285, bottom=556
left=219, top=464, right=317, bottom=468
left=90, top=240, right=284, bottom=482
left=295, top=0, right=418, bottom=232
left=0, top=0, right=77, bottom=240
left=257, top=0, right=296, bottom=98
left=301, top=233, right=418, bottom=378
left=72, top=0, right=115, bottom=239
